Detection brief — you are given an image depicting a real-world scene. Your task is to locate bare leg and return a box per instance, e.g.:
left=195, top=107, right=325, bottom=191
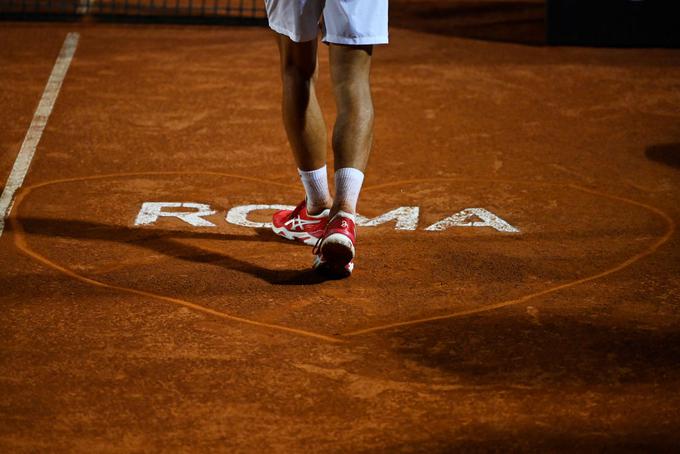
left=329, top=44, right=374, bottom=214
left=276, top=34, right=330, bottom=174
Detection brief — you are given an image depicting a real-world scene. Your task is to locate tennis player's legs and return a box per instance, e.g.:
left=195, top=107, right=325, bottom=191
left=266, top=0, right=388, bottom=218
left=266, top=0, right=388, bottom=275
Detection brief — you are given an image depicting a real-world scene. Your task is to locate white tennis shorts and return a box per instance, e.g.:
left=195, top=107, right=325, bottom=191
left=264, top=0, right=389, bottom=45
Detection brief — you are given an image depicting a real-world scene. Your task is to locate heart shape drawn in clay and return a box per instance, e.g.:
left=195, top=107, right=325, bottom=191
left=10, top=172, right=674, bottom=343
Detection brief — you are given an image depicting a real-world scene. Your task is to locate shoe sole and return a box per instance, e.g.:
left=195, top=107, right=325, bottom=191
left=319, top=233, right=355, bottom=275
left=313, top=255, right=354, bottom=277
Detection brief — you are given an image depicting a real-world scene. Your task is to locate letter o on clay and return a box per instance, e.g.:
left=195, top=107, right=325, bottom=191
left=226, top=204, right=296, bottom=228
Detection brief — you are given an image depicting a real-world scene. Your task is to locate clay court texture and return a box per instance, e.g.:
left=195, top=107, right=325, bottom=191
left=2, top=2, right=680, bottom=451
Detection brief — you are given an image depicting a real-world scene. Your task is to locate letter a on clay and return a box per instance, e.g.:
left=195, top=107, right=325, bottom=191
left=425, top=208, right=519, bottom=233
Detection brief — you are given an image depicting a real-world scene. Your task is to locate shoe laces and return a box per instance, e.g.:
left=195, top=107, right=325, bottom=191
left=289, top=199, right=306, bottom=220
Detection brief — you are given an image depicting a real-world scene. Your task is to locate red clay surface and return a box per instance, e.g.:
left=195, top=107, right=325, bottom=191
left=2, top=10, right=680, bottom=452
left=0, top=28, right=67, bottom=189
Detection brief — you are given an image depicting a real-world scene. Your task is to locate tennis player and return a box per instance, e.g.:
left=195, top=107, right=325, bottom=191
left=266, top=0, right=388, bottom=277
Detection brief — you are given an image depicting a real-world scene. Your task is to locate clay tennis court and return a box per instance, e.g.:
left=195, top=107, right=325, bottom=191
left=2, top=1, right=680, bottom=450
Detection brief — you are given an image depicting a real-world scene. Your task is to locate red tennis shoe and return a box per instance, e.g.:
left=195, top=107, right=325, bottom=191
left=272, top=200, right=330, bottom=246
left=313, top=211, right=356, bottom=277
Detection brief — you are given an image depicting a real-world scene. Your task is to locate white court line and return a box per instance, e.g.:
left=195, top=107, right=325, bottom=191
left=0, top=32, right=80, bottom=238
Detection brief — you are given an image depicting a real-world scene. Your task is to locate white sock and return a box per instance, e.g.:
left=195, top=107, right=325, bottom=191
left=298, top=166, right=331, bottom=214
left=334, top=167, right=365, bottom=214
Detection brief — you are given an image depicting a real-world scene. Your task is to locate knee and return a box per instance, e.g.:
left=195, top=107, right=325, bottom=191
left=281, top=58, right=317, bottom=86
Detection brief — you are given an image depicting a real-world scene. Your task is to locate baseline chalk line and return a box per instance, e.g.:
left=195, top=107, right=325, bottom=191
left=0, top=32, right=79, bottom=238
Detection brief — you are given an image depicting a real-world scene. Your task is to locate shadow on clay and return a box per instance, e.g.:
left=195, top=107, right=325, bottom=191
left=8, top=217, right=333, bottom=286
left=384, top=312, right=680, bottom=387
left=646, top=143, right=680, bottom=169
left=379, top=428, right=678, bottom=452
left=377, top=314, right=680, bottom=449
left=390, top=0, right=546, bottom=46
